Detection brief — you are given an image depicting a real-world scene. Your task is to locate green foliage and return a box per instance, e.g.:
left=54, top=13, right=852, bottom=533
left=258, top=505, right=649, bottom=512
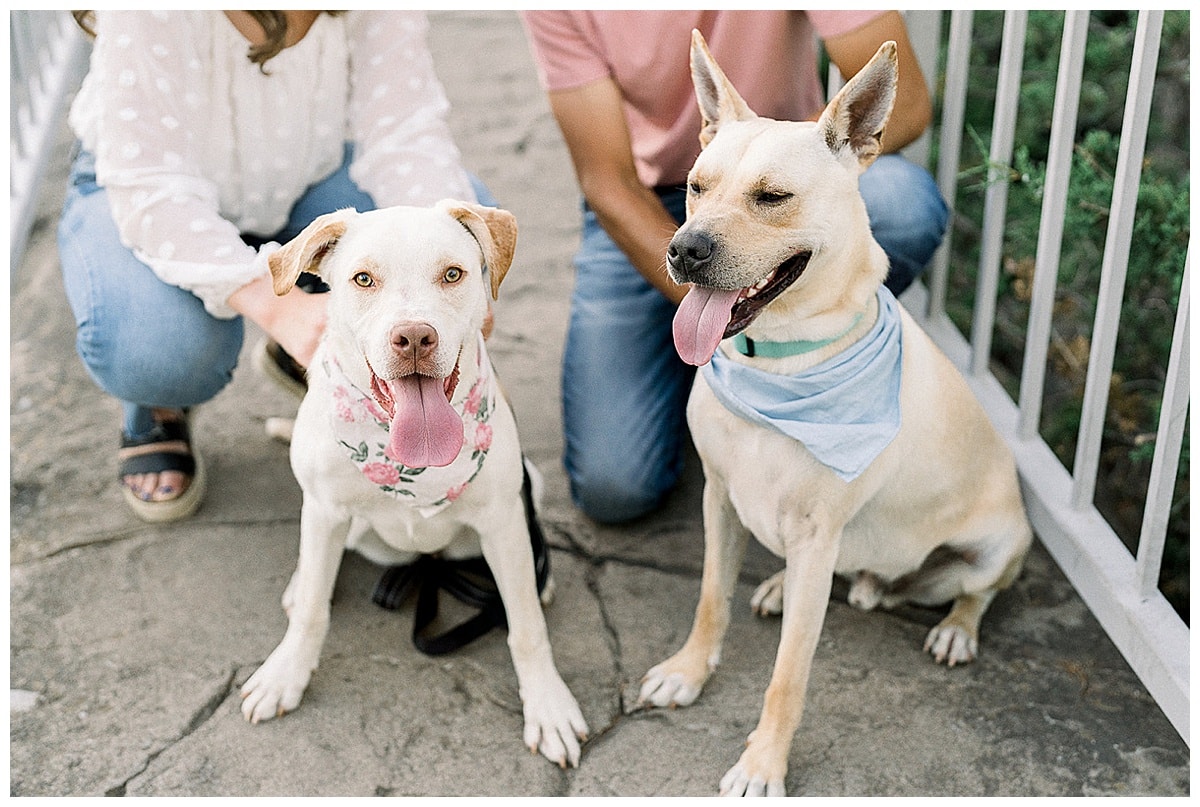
left=937, top=10, right=1190, bottom=617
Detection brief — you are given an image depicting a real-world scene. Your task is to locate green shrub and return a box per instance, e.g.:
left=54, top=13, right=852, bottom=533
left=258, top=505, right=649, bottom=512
left=936, top=10, right=1189, bottom=617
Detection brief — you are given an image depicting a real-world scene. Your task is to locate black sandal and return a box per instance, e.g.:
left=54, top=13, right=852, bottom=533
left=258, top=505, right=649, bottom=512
left=254, top=338, right=308, bottom=399
left=118, top=413, right=206, bottom=523
left=371, top=462, right=551, bottom=656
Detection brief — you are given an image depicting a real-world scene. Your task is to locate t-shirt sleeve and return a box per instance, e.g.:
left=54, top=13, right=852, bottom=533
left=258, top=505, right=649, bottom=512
left=519, top=11, right=612, bottom=92
left=806, top=10, right=888, bottom=40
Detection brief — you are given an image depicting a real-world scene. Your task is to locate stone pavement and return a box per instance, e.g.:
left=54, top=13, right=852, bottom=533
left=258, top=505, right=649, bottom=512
left=8, top=11, right=1189, bottom=797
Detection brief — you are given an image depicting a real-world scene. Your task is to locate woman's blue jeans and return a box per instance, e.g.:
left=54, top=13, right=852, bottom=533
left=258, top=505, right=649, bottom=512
left=562, top=153, right=949, bottom=523
left=58, top=145, right=380, bottom=439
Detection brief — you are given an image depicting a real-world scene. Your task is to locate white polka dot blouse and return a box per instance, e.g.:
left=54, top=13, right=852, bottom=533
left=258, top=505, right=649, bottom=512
left=69, top=10, right=475, bottom=318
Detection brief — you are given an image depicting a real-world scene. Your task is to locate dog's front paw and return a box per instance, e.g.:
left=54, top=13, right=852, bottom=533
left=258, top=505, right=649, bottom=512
left=750, top=570, right=785, bottom=617
left=521, top=676, right=589, bottom=769
left=638, top=652, right=711, bottom=709
left=718, top=740, right=788, bottom=797
left=924, top=621, right=978, bottom=666
left=240, top=648, right=314, bottom=724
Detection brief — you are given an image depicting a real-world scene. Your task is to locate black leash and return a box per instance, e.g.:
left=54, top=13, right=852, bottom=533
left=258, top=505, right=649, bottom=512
left=371, top=463, right=550, bottom=656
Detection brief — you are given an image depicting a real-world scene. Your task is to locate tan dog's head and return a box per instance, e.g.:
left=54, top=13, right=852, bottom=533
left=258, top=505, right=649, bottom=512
left=268, top=201, right=517, bottom=467
left=669, top=31, right=897, bottom=365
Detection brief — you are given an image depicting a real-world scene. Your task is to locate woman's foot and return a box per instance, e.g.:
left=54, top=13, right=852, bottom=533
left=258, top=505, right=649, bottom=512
left=118, top=408, right=206, bottom=522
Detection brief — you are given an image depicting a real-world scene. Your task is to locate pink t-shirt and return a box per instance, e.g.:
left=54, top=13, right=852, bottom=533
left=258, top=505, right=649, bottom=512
left=521, top=10, right=885, bottom=187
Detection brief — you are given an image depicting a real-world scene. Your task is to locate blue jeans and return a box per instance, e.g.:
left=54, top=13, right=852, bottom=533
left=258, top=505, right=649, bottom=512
left=562, top=153, right=948, bottom=523
left=58, top=144, right=490, bottom=440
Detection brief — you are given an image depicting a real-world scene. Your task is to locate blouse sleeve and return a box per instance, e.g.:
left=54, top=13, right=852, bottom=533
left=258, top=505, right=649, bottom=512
left=82, top=10, right=271, bottom=319
left=345, top=11, right=475, bottom=207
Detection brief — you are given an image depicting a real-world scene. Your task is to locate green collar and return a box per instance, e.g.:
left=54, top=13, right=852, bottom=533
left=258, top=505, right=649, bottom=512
left=731, top=313, right=864, bottom=359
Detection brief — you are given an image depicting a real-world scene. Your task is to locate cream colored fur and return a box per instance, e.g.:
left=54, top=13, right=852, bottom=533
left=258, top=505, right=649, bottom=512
left=638, top=33, right=1031, bottom=796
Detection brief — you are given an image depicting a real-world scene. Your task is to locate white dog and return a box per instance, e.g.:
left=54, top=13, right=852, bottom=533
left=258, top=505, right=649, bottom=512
left=240, top=201, right=588, bottom=768
left=638, top=33, right=1032, bottom=795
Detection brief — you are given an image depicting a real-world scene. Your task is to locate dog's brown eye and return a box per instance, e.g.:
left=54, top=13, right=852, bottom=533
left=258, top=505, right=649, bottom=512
left=442, top=266, right=464, bottom=284
left=352, top=271, right=374, bottom=288
left=756, top=190, right=794, bottom=205
left=688, top=181, right=704, bottom=196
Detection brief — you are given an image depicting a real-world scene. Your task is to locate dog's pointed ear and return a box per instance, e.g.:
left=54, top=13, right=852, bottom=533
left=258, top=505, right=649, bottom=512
left=440, top=200, right=518, bottom=300
left=817, top=41, right=898, bottom=171
left=268, top=209, right=356, bottom=296
left=689, top=29, right=756, bottom=148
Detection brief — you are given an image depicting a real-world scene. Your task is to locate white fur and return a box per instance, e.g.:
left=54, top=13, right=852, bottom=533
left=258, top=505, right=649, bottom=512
left=240, top=203, right=588, bottom=768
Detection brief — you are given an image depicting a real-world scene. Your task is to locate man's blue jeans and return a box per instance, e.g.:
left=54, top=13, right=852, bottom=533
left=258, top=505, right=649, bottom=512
left=561, top=153, right=949, bottom=523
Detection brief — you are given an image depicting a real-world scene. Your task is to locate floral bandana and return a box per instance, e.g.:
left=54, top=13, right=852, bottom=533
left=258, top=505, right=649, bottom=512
left=322, top=333, right=497, bottom=517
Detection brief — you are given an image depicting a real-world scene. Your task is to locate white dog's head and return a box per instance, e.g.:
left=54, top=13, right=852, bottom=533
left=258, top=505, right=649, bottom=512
left=268, top=201, right=517, bottom=466
left=668, top=31, right=897, bottom=365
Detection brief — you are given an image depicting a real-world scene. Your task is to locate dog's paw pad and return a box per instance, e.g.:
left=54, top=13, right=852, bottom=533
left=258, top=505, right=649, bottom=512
left=749, top=570, right=785, bottom=617
left=924, top=623, right=978, bottom=666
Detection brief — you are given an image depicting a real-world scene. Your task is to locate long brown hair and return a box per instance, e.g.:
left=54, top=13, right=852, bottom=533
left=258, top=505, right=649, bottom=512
left=71, top=11, right=342, bottom=71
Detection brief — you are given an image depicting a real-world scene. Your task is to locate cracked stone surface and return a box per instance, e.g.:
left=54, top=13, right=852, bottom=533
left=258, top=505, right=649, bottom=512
left=9, top=10, right=1188, bottom=798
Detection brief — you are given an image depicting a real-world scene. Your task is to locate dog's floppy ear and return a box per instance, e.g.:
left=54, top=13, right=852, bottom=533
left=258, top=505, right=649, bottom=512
left=268, top=209, right=356, bottom=296
left=440, top=200, right=518, bottom=300
left=689, top=29, right=756, bottom=148
left=817, top=41, right=898, bottom=171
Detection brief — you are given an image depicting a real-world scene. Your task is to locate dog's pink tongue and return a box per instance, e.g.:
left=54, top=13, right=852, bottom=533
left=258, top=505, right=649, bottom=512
left=384, top=375, right=463, bottom=468
left=673, top=287, right=740, bottom=366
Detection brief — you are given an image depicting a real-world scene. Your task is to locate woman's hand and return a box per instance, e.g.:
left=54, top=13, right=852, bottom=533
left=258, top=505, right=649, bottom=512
left=227, top=274, right=327, bottom=367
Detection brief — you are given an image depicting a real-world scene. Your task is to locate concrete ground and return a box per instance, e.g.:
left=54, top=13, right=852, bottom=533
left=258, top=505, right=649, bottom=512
left=9, top=10, right=1189, bottom=797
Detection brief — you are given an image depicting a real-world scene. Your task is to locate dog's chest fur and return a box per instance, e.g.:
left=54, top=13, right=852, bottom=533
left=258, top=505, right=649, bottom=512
left=287, top=345, right=522, bottom=554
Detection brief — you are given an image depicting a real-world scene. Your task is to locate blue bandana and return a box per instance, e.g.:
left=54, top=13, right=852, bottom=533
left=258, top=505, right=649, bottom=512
left=701, top=286, right=903, bottom=482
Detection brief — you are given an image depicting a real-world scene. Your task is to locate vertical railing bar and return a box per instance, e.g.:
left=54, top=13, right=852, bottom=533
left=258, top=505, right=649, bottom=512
left=927, top=10, right=973, bottom=320
left=1071, top=10, right=1164, bottom=509
left=1136, top=250, right=1189, bottom=599
left=11, top=30, right=28, bottom=163
left=969, top=10, right=1026, bottom=375
left=899, top=10, right=941, bottom=170
left=29, top=11, right=52, bottom=98
left=11, top=15, right=34, bottom=157
left=1017, top=11, right=1090, bottom=439
left=9, top=11, right=91, bottom=273
left=826, top=63, right=844, bottom=100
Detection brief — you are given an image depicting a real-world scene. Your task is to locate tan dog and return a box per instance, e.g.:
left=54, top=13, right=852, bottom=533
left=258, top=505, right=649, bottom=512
left=239, top=201, right=588, bottom=768
left=638, top=33, right=1032, bottom=795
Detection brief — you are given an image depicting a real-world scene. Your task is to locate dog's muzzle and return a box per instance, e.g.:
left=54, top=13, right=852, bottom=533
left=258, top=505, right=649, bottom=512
left=667, top=230, right=729, bottom=287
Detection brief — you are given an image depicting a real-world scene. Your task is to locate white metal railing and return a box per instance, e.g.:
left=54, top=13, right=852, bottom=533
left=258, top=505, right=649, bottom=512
left=9, top=10, right=89, bottom=273
left=907, top=9, right=1189, bottom=744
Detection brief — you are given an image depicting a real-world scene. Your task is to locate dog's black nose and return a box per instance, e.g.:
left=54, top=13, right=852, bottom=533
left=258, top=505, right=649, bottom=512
left=667, top=230, right=715, bottom=277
